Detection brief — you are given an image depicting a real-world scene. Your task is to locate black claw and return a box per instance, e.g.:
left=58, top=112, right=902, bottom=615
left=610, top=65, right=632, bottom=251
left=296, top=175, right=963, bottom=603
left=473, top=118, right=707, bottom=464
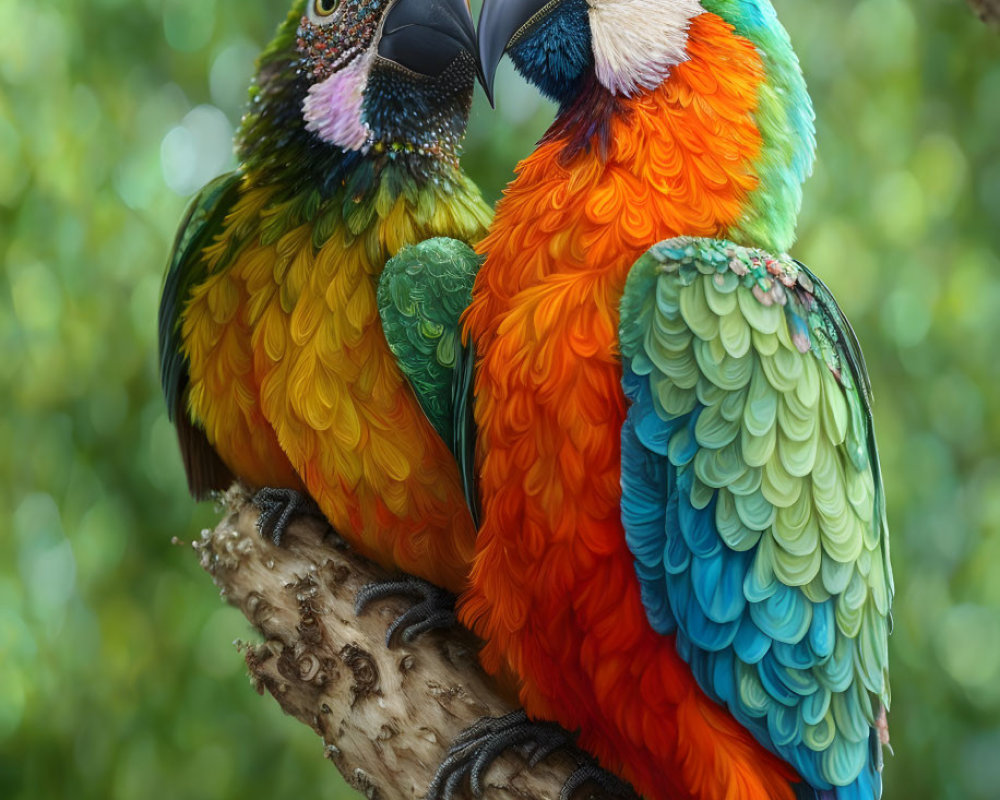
left=442, top=765, right=467, bottom=800
left=526, top=730, right=569, bottom=767
left=469, top=731, right=520, bottom=794
left=252, top=487, right=325, bottom=545
left=354, top=577, right=457, bottom=646
left=427, top=710, right=576, bottom=800
left=560, top=756, right=639, bottom=800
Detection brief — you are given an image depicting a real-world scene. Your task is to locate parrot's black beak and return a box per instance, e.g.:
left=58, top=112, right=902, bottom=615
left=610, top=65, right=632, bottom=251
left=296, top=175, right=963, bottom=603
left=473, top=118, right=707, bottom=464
left=478, top=0, right=560, bottom=105
left=378, top=0, right=485, bottom=87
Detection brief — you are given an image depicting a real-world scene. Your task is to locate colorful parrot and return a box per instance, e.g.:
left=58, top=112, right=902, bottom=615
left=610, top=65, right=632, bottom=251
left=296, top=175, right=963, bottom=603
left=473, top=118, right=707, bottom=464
left=157, top=0, right=492, bottom=597
left=432, top=1, right=894, bottom=799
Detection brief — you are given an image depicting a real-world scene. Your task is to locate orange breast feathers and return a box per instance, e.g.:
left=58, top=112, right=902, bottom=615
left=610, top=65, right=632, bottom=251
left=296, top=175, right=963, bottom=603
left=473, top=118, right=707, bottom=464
left=182, top=188, right=477, bottom=594
left=460, top=13, right=800, bottom=800
left=466, top=11, right=766, bottom=345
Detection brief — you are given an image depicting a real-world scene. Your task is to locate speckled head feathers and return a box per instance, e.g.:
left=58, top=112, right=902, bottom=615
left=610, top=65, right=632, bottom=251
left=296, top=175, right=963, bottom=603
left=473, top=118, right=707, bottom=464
left=237, top=0, right=481, bottom=190
left=296, top=0, right=479, bottom=153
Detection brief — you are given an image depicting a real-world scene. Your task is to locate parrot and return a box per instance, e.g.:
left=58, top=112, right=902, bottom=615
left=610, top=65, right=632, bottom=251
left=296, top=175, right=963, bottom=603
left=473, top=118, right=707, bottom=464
left=429, top=1, right=894, bottom=799
left=157, top=0, right=492, bottom=600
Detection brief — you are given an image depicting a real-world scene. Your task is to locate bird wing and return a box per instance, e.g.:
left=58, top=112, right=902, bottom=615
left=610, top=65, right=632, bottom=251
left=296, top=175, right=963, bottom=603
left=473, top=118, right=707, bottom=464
left=158, top=172, right=243, bottom=498
left=377, top=236, right=482, bottom=518
left=618, top=237, right=892, bottom=798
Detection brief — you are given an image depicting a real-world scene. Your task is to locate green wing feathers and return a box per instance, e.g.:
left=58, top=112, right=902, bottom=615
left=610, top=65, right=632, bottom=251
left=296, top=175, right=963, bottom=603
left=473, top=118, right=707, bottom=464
left=158, top=172, right=243, bottom=497
left=377, top=237, right=483, bottom=455
left=619, top=237, right=892, bottom=794
left=159, top=172, right=242, bottom=418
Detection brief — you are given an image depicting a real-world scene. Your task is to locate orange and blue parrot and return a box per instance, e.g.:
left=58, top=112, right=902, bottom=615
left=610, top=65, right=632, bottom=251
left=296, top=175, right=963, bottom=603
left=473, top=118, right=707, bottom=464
left=158, top=0, right=491, bottom=600
left=432, top=1, right=894, bottom=799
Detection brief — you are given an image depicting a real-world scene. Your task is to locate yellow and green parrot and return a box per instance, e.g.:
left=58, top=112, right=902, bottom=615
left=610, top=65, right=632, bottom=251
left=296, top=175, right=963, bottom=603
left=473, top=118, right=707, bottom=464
left=158, top=0, right=491, bottom=601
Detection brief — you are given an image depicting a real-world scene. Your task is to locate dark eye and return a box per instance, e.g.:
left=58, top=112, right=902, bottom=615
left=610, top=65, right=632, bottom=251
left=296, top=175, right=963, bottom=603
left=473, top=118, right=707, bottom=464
left=313, top=0, right=338, bottom=16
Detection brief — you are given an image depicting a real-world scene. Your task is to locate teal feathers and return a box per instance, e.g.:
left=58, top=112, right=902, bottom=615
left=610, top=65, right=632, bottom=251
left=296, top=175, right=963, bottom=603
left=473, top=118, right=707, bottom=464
left=619, top=237, right=891, bottom=798
left=702, top=0, right=817, bottom=253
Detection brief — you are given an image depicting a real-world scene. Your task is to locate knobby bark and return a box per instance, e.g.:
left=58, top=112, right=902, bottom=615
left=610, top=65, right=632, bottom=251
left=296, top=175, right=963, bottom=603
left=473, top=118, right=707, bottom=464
left=192, top=486, right=590, bottom=800
left=967, top=0, right=1000, bottom=25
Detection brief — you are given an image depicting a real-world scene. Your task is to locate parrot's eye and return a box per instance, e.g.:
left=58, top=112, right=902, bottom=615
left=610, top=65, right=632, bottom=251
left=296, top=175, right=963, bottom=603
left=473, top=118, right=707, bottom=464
left=313, top=0, right=338, bottom=17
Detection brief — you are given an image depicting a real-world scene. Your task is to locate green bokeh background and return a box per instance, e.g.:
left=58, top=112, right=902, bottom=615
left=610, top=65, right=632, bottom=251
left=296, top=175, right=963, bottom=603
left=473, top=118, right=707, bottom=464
left=1, top=0, right=998, bottom=797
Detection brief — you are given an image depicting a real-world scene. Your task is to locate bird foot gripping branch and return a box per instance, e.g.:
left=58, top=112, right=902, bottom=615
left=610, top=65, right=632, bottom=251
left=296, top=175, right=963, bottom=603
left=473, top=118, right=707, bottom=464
left=427, top=709, right=640, bottom=800
left=193, top=488, right=615, bottom=800
left=355, top=575, right=458, bottom=646
left=252, top=487, right=332, bottom=546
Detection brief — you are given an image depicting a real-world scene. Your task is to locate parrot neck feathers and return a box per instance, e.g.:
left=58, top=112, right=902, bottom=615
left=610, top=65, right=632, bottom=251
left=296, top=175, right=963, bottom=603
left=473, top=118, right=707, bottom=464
left=301, top=51, right=475, bottom=173
left=543, top=72, right=628, bottom=163
left=361, top=56, right=475, bottom=173
left=700, top=0, right=816, bottom=252
left=508, top=0, right=593, bottom=104
left=534, top=1, right=816, bottom=253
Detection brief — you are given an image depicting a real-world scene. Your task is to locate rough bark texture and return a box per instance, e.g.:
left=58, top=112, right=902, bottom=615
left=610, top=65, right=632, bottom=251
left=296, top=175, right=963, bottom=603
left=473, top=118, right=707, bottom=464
left=967, top=0, right=1000, bottom=25
left=193, top=485, right=590, bottom=800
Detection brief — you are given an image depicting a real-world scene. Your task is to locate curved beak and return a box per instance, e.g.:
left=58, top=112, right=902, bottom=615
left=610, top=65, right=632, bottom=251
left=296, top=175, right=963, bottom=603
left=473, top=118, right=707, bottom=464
left=378, top=0, right=484, bottom=85
left=478, top=0, right=559, bottom=104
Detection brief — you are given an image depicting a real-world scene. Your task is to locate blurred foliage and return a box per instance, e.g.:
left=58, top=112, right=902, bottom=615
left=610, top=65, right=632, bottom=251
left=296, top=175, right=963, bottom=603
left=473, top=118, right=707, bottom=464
left=0, top=0, right=998, bottom=798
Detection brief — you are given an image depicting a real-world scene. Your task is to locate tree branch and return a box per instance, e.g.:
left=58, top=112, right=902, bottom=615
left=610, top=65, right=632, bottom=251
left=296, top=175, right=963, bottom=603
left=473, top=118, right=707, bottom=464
left=967, top=0, right=1000, bottom=25
left=192, top=485, right=585, bottom=800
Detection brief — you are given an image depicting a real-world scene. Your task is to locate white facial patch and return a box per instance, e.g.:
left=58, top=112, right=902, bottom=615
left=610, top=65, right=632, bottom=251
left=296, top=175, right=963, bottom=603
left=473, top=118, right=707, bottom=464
left=587, top=0, right=704, bottom=96
left=302, top=50, right=374, bottom=152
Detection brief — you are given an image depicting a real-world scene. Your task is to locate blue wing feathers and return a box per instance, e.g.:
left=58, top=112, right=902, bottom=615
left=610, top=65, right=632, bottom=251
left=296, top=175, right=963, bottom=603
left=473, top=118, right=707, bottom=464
left=773, top=636, right=820, bottom=670
left=664, top=523, right=691, bottom=576
left=758, top=656, right=803, bottom=707
left=733, top=615, right=772, bottom=663
left=619, top=239, right=890, bottom=798
left=750, top=583, right=812, bottom=644
left=678, top=474, right=721, bottom=559
left=745, top=548, right=780, bottom=602
left=691, top=542, right=749, bottom=623
left=621, top=409, right=676, bottom=635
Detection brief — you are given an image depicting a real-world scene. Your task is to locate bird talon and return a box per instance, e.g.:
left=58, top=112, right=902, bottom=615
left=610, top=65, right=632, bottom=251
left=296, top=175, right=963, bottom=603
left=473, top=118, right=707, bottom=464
left=560, top=756, right=639, bottom=800
left=427, top=711, right=578, bottom=800
left=355, top=576, right=457, bottom=646
left=252, top=488, right=326, bottom=546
